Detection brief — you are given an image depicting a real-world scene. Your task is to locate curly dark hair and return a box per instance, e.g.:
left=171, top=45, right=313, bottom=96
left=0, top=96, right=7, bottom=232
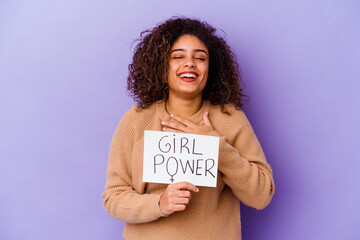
left=127, top=17, right=247, bottom=111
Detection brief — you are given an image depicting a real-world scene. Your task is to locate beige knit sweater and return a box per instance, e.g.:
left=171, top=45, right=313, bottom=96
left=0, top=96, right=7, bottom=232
left=102, top=100, right=275, bottom=240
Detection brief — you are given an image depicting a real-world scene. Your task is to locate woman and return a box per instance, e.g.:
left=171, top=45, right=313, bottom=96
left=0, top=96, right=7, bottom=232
left=102, top=17, right=275, bottom=240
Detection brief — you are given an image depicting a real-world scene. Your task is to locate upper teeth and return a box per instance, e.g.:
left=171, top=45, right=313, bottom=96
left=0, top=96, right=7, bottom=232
left=180, top=73, right=197, bottom=78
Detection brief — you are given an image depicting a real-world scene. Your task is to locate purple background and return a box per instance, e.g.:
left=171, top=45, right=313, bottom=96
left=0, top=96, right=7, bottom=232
left=1, top=0, right=359, bottom=239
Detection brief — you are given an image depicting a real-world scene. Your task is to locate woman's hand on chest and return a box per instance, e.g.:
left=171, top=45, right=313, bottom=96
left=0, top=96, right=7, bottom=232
left=161, top=111, right=214, bottom=135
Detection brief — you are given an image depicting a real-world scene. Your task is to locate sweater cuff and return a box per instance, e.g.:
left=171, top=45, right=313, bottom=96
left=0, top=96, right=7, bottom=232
left=152, top=193, right=167, bottom=218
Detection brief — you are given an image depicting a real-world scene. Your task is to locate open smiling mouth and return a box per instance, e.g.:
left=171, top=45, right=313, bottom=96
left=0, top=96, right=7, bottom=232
left=178, top=72, right=199, bottom=82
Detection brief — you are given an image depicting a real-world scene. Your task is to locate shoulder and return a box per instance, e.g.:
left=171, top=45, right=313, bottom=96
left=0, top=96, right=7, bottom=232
left=120, top=103, right=158, bottom=127
left=209, top=103, right=254, bottom=140
left=114, top=102, right=161, bottom=143
left=209, top=103, right=248, bottom=125
left=112, top=103, right=156, bottom=135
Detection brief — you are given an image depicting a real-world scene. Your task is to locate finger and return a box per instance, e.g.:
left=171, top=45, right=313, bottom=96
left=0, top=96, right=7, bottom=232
left=162, top=121, right=188, bottom=132
left=175, top=197, right=190, bottom=205
left=162, top=127, right=182, bottom=133
left=173, top=204, right=186, bottom=211
left=203, top=111, right=212, bottom=127
left=178, top=190, right=191, bottom=198
left=171, top=115, right=195, bottom=128
left=173, top=182, right=199, bottom=192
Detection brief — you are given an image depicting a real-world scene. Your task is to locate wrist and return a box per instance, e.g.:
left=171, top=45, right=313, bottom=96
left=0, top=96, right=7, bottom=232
left=158, top=193, right=169, bottom=217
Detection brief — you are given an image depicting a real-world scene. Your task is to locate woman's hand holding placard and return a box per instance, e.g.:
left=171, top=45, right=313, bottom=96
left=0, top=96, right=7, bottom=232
left=159, top=181, right=199, bottom=216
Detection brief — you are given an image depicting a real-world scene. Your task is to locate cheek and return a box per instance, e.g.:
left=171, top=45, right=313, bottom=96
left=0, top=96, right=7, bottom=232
left=167, top=64, right=175, bottom=76
left=168, top=64, right=179, bottom=76
left=202, top=66, right=209, bottom=78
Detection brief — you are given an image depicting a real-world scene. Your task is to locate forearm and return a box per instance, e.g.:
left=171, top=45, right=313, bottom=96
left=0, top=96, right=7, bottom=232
left=218, top=135, right=274, bottom=209
left=209, top=130, right=275, bottom=210
left=102, top=110, right=166, bottom=224
left=102, top=186, right=165, bottom=223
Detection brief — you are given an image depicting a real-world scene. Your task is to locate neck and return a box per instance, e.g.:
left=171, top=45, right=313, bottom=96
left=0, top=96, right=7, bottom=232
left=166, top=94, right=203, bottom=118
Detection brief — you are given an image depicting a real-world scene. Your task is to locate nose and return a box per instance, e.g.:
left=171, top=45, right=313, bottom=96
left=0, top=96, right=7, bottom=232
left=184, top=57, right=195, bottom=68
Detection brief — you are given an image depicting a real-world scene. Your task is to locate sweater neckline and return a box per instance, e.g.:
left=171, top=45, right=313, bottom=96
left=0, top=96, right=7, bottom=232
left=155, top=100, right=211, bottom=123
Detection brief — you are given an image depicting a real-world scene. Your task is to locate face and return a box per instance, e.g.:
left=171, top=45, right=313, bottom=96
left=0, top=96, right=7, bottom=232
left=167, top=34, right=209, bottom=100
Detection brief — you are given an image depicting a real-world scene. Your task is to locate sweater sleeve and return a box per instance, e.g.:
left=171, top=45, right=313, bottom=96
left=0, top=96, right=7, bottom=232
left=102, top=110, right=166, bottom=223
left=209, top=109, right=275, bottom=210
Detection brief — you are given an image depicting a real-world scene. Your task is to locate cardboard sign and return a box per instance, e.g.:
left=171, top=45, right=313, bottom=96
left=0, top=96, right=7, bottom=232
left=143, top=130, right=219, bottom=187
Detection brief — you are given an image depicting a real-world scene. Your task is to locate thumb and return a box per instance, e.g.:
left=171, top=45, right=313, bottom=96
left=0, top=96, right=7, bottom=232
left=203, top=111, right=212, bottom=127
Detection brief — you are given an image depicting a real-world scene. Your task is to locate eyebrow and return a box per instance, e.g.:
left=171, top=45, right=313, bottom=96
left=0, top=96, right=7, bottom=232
left=170, top=48, right=208, bottom=55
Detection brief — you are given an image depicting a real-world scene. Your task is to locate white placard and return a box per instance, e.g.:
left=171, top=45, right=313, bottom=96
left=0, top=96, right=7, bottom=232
left=143, top=130, right=219, bottom=187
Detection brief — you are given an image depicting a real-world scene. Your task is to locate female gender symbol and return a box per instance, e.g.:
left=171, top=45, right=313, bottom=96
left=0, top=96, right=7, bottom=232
left=166, top=157, right=179, bottom=183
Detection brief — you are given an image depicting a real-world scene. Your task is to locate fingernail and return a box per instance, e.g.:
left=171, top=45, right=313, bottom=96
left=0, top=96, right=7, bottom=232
left=161, top=121, right=166, bottom=125
left=196, top=188, right=199, bottom=192
left=163, top=128, right=166, bottom=131
left=170, top=114, right=174, bottom=118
